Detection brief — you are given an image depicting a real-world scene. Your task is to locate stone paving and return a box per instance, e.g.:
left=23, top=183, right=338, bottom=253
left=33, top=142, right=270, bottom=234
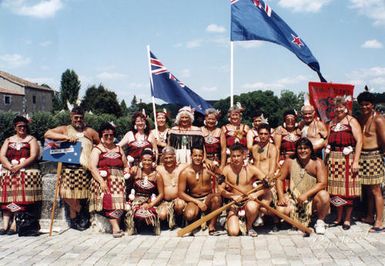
left=0, top=220, right=385, bottom=265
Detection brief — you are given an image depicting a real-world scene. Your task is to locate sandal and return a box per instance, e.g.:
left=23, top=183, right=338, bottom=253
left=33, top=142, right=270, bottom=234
left=368, top=227, right=385, bottom=233
left=6, top=229, right=17, bottom=235
left=342, top=223, right=351, bottom=230
left=328, top=221, right=342, bottom=227
left=208, top=228, right=216, bottom=236
left=248, top=228, right=258, bottom=237
left=112, top=230, right=124, bottom=238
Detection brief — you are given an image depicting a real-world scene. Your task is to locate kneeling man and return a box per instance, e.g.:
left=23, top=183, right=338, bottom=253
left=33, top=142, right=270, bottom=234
left=178, top=146, right=222, bottom=234
left=276, top=137, right=329, bottom=234
left=220, top=143, right=270, bottom=237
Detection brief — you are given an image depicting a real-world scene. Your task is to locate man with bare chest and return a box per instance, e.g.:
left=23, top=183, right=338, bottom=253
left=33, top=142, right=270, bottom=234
left=44, top=106, right=100, bottom=230
left=252, top=124, right=277, bottom=176
left=276, top=138, right=329, bottom=234
left=358, top=91, right=385, bottom=232
left=156, top=146, right=187, bottom=229
left=178, top=146, right=222, bottom=234
left=220, top=143, right=268, bottom=237
left=298, top=104, right=327, bottom=158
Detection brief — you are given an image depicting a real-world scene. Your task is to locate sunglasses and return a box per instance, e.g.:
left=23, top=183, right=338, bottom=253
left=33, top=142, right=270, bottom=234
left=16, top=125, right=27, bottom=128
left=103, top=133, right=114, bottom=138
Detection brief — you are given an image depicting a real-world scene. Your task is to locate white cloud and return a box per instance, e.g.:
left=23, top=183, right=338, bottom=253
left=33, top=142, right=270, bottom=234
left=3, top=0, right=63, bottom=19
left=40, top=41, right=52, bottom=47
left=0, top=53, right=31, bottom=68
left=361, top=39, right=383, bottom=48
left=206, top=24, right=226, bottom=33
left=278, top=0, right=332, bottom=12
left=186, top=39, right=203, bottom=48
left=350, top=0, right=385, bottom=26
left=96, top=72, right=127, bottom=80
left=235, top=41, right=263, bottom=49
left=241, top=75, right=309, bottom=90
left=346, top=66, right=385, bottom=89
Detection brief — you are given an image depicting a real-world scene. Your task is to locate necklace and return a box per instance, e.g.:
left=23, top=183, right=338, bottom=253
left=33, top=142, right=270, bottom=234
left=204, top=127, right=218, bottom=143
left=157, top=128, right=168, bottom=142
left=193, top=165, right=204, bottom=186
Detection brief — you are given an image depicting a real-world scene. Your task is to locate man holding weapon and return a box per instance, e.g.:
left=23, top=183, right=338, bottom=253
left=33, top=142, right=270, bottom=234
left=276, top=137, right=329, bottom=234
left=178, top=145, right=222, bottom=235
left=220, top=143, right=270, bottom=237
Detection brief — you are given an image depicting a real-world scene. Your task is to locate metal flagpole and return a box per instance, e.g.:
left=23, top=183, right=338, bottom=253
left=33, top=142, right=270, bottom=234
left=146, top=45, right=159, bottom=139
left=230, top=41, right=234, bottom=107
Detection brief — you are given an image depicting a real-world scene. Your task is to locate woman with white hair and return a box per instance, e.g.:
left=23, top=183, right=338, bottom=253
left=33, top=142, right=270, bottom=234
left=168, top=106, right=204, bottom=163
left=202, top=108, right=222, bottom=165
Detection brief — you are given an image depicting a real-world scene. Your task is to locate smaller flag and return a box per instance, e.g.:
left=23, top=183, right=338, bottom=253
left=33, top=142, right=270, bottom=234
left=149, top=51, right=212, bottom=114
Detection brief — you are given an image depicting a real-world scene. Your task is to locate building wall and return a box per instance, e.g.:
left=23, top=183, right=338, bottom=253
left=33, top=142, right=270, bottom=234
left=0, top=93, right=24, bottom=112
left=24, top=87, right=53, bottom=113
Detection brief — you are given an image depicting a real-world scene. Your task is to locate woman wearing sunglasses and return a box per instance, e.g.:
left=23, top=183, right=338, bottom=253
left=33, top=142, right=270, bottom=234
left=89, top=122, right=130, bottom=238
left=0, top=116, right=42, bottom=235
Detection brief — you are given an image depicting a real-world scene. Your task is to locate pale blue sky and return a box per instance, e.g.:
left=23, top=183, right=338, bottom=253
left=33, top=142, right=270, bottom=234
left=1, top=0, right=384, bottom=105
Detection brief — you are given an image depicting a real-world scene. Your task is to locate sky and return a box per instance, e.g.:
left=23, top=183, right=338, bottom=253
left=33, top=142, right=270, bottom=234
left=1, top=0, right=385, bottom=105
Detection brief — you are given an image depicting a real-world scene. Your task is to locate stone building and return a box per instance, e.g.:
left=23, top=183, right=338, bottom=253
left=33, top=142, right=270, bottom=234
left=0, top=70, right=54, bottom=113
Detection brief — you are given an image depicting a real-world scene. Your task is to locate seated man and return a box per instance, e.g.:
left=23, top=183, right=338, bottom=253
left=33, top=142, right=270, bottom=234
left=220, top=143, right=270, bottom=237
left=276, top=137, right=330, bottom=234
left=156, top=146, right=188, bottom=229
left=178, top=146, right=222, bottom=235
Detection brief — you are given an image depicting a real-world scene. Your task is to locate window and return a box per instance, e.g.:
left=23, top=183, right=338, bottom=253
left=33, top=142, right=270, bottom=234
left=33, top=95, right=36, bottom=104
left=4, top=95, right=11, bottom=105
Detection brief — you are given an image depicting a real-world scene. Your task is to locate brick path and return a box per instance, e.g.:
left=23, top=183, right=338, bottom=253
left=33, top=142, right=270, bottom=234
left=0, top=221, right=385, bottom=265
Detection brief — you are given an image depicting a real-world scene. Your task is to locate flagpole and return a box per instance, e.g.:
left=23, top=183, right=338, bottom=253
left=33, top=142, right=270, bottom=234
left=147, top=45, right=159, bottom=139
left=230, top=41, right=234, bottom=107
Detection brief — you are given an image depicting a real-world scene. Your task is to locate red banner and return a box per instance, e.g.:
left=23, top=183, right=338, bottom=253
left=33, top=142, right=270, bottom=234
left=308, top=82, right=354, bottom=123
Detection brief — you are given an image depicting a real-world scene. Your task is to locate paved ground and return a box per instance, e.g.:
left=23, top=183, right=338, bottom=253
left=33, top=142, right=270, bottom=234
left=0, top=220, right=385, bottom=266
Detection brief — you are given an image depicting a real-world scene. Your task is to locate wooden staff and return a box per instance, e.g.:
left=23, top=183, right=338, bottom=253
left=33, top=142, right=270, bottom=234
left=225, top=181, right=313, bottom=235
left=177, top=183, right=265, bottom=237
left=49, top=162, right=62, bottom=236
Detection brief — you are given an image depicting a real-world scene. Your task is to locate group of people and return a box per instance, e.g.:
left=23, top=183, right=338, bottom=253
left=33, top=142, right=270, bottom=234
left=0, top=90, right=384, bottom=237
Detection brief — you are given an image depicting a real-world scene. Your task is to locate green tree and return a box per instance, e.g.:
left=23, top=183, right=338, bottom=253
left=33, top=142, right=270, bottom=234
left=60, top=69, right=81, bottom=109
left=127, top=95, right=139, bottom=114
left=120, top=100, right=128, bottom=116
left=81, top=84, right=122, bottom=116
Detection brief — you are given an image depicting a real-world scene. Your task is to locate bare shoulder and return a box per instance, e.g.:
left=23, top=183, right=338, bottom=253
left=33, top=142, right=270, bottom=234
left=156, top=165, right=165, bottom=172
left=85, top=127, right=98, bottom=135
left=52, top=125, right=68, bottom=134
left=222, top=164, right=231, bottom=175
left=374, top=113, right=385, bottom=125
left=281, top=157, right=293, bottom=168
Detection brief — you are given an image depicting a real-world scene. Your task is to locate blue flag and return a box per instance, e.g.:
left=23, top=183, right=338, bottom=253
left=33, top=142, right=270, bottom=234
left=150, top=51, right=212, bottom=114
left=231, top=0, right=326, bottom=82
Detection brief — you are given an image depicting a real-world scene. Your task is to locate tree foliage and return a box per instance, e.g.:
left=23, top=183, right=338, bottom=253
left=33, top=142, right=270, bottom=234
left=81, top=84, right=122, bottom=116
left=60, top=69, right=81, bottom=109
